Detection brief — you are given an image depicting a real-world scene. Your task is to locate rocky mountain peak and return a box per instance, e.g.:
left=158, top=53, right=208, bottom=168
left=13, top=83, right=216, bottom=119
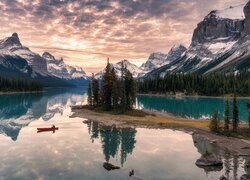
left=117, top=59, right=132, bottom=66
left=192, top=5, right=245, bottom=43
left=0, top=32, right=22, bottom=48
left=167, top=44, right=187, bottom=62
left=42, top=52, right=55, bottom=60
left=12, top=32, right=18, bottom=38
left=244, top=0, right=250, bottom=33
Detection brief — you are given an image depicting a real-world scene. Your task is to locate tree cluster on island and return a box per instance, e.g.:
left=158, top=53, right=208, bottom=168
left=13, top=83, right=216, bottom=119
left=0, top=76, right=43, bottom=92
left=138, top=72, right=249, bottom=96
left=87, top=59, right=136, bottom=112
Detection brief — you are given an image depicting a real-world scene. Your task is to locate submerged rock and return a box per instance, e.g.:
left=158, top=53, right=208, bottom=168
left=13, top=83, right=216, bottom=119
left=195, top=153, right=223, bottom=167
left=240, top=174, right=250, bottom=180
left=219, top=175, right=228, bottom=180
left=103, top=162, right=120, bottom=171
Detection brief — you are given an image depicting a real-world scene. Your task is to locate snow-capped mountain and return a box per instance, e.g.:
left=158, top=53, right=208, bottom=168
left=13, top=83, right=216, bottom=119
left=42, top=52, right=88, bottom=85
left=95, top=60, right=146, bottom=79
left=140, top=44, right=186, bottom=72
left=144, top=2, right=250, bottom=78
left=95, top=44, right=187, bottom=79
left=140, top=52, right=167, bottom=71
left=0, top=33, right=47, bottom=76
left=0, top=33, right=89, bottom=86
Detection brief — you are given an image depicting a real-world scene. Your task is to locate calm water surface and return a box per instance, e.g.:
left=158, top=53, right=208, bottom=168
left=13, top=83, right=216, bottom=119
left=0, top=87, right=249, bottom=180
left=136, top=95, right=250, bottom=121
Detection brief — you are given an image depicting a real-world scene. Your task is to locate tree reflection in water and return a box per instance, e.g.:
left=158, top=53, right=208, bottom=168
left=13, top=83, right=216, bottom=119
left=85, top=120, right=136, bottom=166
left=192, top=134, right=247, bottom=179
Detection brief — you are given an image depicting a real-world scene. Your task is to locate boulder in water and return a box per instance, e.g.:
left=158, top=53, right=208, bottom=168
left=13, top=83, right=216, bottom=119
left=240, top=174, right=250, bottom=180
left=103, top=162, right=120, bottom=171
left=195, top=153, right=223, bottom=167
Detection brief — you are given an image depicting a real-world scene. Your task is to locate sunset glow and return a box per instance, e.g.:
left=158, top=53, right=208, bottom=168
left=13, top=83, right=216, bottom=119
left=0, top=0, right=247, bottom=74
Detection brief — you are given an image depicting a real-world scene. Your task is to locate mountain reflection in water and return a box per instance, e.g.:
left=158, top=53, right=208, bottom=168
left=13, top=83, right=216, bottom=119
left=0, top=87, right=86, bottom=140
left=0, top=87, right=249, bottom=180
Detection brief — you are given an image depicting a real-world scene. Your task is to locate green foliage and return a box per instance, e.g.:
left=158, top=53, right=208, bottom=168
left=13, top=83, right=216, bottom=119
left=124, top=70, right=136, bottom=110
left=87, top=82, right=93, bottom=106
left=232, top=95, right=239, bottom=132
left=92, top=78, right=100, bottom=107
left=210, top=112, right=220, bottom=133
left=224, top=99, right=230, bottom=132
left=111, top=68, right=120, bottom=112
left=247, top=103, right=250, bottom=127
left=87, top=60, right=136, bottom=112
left=138, top=72, right=250, bottom=96
left=0, top=76, right=42, bottom=92
left=101, top=60, right=113, bottom=110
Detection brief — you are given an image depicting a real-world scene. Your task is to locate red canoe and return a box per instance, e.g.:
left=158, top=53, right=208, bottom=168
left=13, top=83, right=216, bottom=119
left=37, top=126, right=59, bottom=132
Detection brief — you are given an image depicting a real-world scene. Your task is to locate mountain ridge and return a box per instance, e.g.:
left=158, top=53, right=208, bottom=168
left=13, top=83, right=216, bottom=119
left=143, top=2, right=250, bottom=78
left=0, top=33, right=89, bottom=86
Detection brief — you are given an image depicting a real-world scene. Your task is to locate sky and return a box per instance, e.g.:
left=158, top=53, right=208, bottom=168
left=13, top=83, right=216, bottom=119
left=0, top=0, right=248, bottom=74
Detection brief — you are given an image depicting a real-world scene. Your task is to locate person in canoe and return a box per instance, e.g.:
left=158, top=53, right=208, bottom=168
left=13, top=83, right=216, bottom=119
left=37, top=125, right=59, bottom=133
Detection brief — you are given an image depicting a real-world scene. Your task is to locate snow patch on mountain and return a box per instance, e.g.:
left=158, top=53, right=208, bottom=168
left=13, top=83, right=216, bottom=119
left=42, top=52, right=88, bottom=80
left=140, top=44, right=186, bottom=72
left=207, top=41, right=237, bottom=54
left=95, top=60, right=146, bottom=79
left=215, top=4, right=245, bottom=20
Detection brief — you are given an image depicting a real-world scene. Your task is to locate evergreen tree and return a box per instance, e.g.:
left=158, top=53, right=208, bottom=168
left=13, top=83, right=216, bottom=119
left=87, top=81, right=93, bottom=106
left=224, top=99, right=230, bottom=132
left=124, top=70, right=136, bottom=110
left=120, top=62, right=126, bottom=112
left=232, top=95, right=239, bottom=132
left=111, top=68, right=120, bottom=111
left=137, top=72, right=250, bottom=96
left=247, top=103, right=250, bottom=127
left=92, top=76, right=100, bottom=107
left=86, top=59, right=137, bottom=113
left=210, top=112, right=220, bottom=133
left=101, top=58, right=112, bottom=110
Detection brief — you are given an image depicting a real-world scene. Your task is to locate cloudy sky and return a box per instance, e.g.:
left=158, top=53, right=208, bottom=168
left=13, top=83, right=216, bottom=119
left=0, top=0, right=247, bottom=74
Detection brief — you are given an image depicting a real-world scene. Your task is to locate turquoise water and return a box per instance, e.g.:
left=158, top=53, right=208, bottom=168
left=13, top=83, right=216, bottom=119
left=136, top=95, right=250, bottom=122
left=0, top=87, right=249, bottom=179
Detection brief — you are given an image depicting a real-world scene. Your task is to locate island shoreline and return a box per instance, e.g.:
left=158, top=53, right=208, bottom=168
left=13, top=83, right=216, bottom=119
left=70, top=106, right=250, bottom=156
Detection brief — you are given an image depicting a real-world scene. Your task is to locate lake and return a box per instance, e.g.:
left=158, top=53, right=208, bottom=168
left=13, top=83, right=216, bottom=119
left=137, top=95, right=250, bottom=122
left=0, top=87, right=249, bottom=179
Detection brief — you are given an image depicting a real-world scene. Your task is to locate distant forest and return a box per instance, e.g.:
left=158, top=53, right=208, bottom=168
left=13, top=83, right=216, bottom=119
left=138, top=72, right=250, bottom=96
left=0, top=76, right=43, bottom=92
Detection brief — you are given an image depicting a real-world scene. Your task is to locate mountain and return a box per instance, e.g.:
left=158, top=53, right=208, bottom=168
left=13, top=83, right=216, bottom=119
left=42, top=52, right=88, bottom=85
left=95, top=60, right=146, bottom=79
left=0, top=88, right=84, bottom=141
left=0, top=33, right=48, bottom=76
left=0, top=33, right=89, bottom=86
left=144, top=2, right=250, bottom=78
left=95, top=44, right=187, bottom=79
left=140, top=44, right=186, bottom=72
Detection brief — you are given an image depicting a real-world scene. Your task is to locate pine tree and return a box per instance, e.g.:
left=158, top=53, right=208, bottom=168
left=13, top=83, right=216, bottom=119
left=224, top=99, right=230, bottom=132
left=92, top=78, right=99, bottom=107
left=124, top=70, right=136, bottom=110
left=247, top=103, right=250, bottom=127
left=120, top=61, right=126, bottom=112
left=210, top=112, right=220, bottom=133
left=111, top=68, right=120, bottom=111
left=101, top=58, right=112, bottom=110
left=232, top=95, right=239, bottom=132
left=87, top=81, right=93, bottom=106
